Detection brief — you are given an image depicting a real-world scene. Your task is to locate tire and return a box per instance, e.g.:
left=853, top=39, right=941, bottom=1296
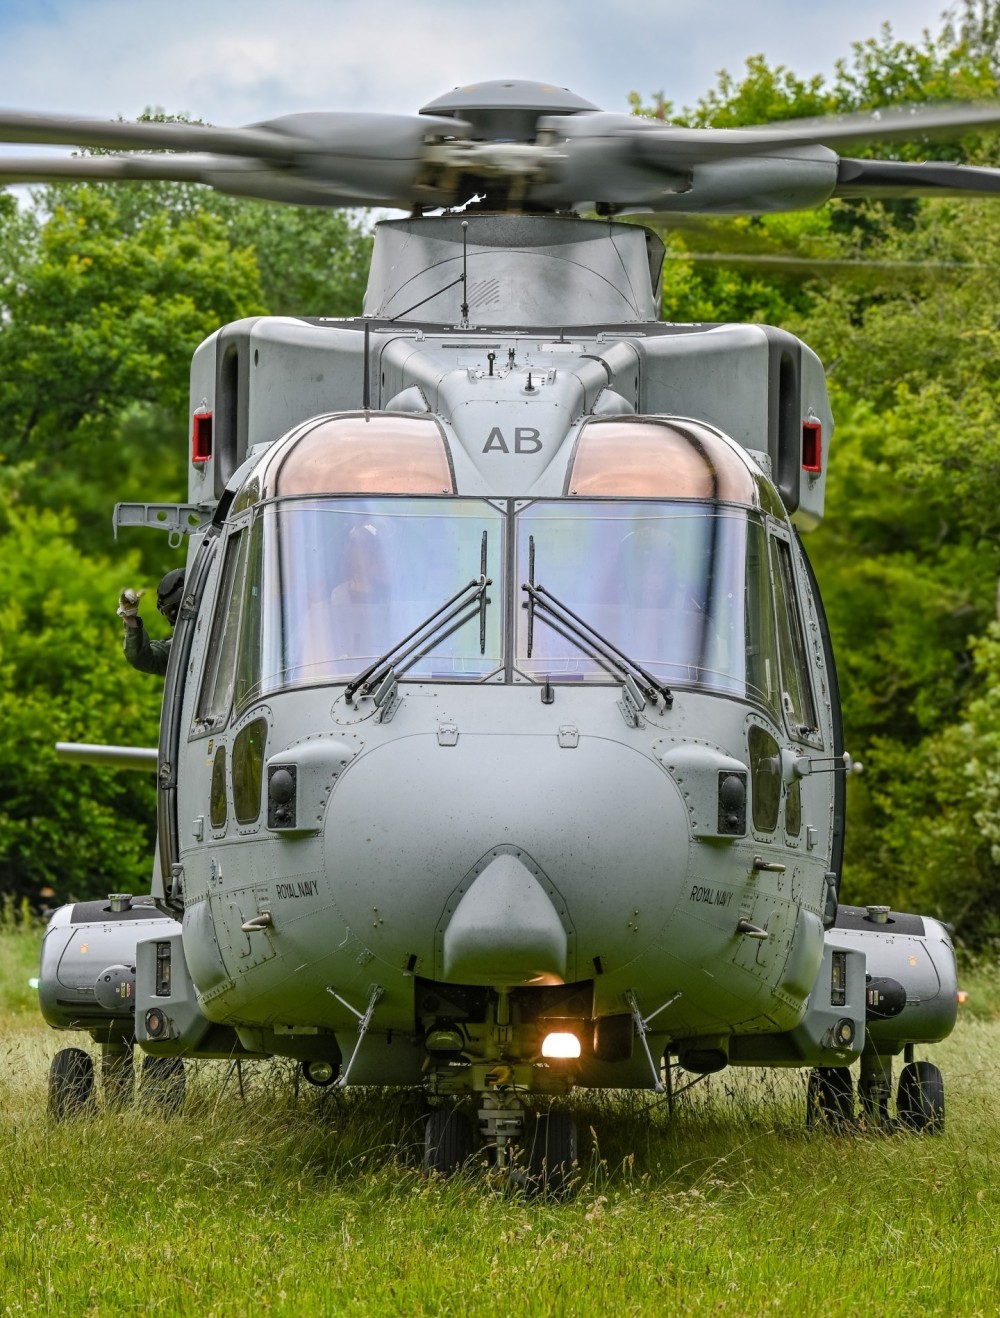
left=528, top=1111, right=578, bottom=1197
left=897, top=1060, right=944, bottom=1134
left=101, top=1045, right=135, bottom=1111
left=48, top=1047, right=95, bottom=1120
left=424, top=1108, right=474, bottom=1176
left=806, top=1066, right=855, bottom=1129
left=140, top=1055, right=186, bottom=1115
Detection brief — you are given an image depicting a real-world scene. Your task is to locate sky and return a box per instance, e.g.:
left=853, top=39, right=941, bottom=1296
left=0, top=0, right=962, bottom=127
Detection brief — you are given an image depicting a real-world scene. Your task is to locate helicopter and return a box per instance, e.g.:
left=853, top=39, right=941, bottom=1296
left=4, top=78, right=991, bottom=1184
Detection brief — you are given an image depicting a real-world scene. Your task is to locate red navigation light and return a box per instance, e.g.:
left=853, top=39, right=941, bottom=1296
left=192, top=411, right=213, bottom=465
left=802, top=420, right=822, bottom=473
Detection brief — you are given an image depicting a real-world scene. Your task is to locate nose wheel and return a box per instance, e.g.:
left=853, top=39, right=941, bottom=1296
left=527, top=1111, right=578, bottom=1196
left=423, top=1101, right=579, bottom=1196
left=424, top=1107, right=474, bottom=1175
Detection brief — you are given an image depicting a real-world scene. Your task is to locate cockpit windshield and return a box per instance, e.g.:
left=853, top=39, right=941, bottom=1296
left=242, top=497, right=504, bottom=701
left=212, top=494, right=784, bottom=721
left=515, top=501, right=779, bottom=710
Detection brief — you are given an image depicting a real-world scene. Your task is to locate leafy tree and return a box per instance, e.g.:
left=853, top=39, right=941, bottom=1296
left=0, top=464, right=162, bottom=904
left=630, top=11, right=1000, bottom=938
left=0, top=166, right=372, bottom=902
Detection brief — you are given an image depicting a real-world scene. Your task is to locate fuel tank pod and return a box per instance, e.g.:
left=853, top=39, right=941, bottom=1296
left=37, top=898, right=180, bottom=1036
left=829, top=904, right=959, bottom=1049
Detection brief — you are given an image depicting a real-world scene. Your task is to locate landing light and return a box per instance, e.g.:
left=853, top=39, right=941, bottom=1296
left=541, top=1031, right=581, bottom=1059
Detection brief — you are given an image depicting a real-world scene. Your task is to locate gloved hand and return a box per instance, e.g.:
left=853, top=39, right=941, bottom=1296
left=117, top=588, right=145, bottom=619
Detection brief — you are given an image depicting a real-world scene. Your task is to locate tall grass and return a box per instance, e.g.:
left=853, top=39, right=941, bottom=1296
left=3, top=929, right=999, bottom=1316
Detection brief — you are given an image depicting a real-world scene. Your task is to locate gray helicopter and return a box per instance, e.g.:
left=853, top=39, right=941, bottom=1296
left=5, top=79, right=990, bottom=1182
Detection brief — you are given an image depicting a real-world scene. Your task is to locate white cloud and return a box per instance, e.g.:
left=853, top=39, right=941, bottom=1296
left=0, top=0, right=957, bottom=125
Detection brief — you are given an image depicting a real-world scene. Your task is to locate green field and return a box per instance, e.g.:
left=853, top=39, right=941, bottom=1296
left=3, top=927, right=999, bottom=1316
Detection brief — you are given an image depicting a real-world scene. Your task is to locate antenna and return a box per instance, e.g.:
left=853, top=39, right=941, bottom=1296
left=460, top=220, right=470, bottom=329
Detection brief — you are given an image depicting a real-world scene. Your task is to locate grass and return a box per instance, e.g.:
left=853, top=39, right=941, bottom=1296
left=2, top=928, right=1000, bottom=1316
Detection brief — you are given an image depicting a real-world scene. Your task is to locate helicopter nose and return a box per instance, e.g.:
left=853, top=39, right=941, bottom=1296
left=441, top=851, right=567, bottom=985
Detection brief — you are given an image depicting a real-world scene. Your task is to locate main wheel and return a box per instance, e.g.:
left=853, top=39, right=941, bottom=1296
left=897, top=1060, right=944, bottom=1133
left=140, top=1056, right=186, bottom=1115
left=528, top=1112, right=578, bottom=1197
left=424, top=1107, right=473, bottom=1176
left=48, top=1047, right=95, bottom=1120
left=806, top=1067, right=855, bottom=1129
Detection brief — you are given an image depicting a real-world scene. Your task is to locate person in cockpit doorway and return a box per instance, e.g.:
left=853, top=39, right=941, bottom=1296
left=118, top=568, right=184, bottom=676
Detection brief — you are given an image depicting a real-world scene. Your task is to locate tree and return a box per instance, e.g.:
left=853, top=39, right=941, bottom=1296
left=0, top=171, right=372, bottom=901
left=632, top=13, right=1000, bottom=937
left=0, top=465, right=161, bottom=903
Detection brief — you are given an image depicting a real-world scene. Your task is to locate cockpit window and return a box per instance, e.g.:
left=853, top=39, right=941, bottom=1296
left=515, top=500, right=781, bottom=712
left=770, top=535, right=818, bottom=736
left=194, top=529, right=250, bottom=729
left=234, top=414, right=455, bottom=506
left=203, top=490, right=791, bottom=723
left=236, top=497, right=503, bottom=703
left=567, top=417, right=772, bottom=508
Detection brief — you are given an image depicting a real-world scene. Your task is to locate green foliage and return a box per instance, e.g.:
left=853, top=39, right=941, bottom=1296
left=629, top=10, right=1000, bottom=938
left=0, top=466, right=162, bottom=903
left=0, top=184, right=265, bottom=452
left=3, top=16, right=1000, bottom=929
left=0, top=166, right=370, bottom=901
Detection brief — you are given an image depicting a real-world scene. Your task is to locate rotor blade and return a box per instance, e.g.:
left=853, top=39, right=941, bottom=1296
left=543, top=101, right=1000, bottom=167
left=0, top=109, right=301, bottom=158
left=667, top=250, right=980, bottom=282
left=6, top=93, right=1000, bottom=216
left=0, top=108, right=466, bottom=159
left=0, top=151, right=402, bottom=206
left=0, top=110, right=470, bottom=207
left=835, top=156, right=1000, bottom=198
left=740, top=100, right=1000, bottom=150
left=0, top=152, right=218, bottom=185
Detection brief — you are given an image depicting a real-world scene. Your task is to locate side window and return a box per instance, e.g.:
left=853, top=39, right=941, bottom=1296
left=234, top=517, right=264, bottom=715
left=770, top=536, right=818, bottom=737
left=785, top=777, right=802, bottom=837
left=194, top=530, right=249, bottom=731
left=749, top=725, right=781, bottom=833
left=210, top=746, right=228, bottom=830
left=232, top=718, right=268, bottom=824
left=744, top=519, right=780, bottom=717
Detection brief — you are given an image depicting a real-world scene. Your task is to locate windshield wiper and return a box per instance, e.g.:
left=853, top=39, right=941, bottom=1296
left=345, top=569, right=491, bottom=704
left=522, top=575, right=673, bottom=708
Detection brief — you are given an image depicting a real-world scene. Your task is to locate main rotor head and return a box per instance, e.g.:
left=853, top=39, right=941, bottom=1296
left=3, top=77, right=1000, bottom=216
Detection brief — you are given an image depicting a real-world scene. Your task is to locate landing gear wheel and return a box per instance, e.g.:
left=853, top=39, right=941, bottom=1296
left=897, top=1060, right=945, bottom=1133
left=101, top=1044, right=135, bottom=1110
left=423, top=1107, right=474, bottom=1176
left=806, top=1067, right=855, bottom=1129
left=48, top=1048, right=95, bottom=1120
left=528, top=1112, right=578, bottom=1197
left=140, top=1056, right=186, bottom=1115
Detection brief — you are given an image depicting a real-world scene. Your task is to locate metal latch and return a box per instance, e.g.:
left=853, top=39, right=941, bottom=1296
left=113, top=502, right=215, bottom=547
left=437, top=720, right=459, bottom=746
